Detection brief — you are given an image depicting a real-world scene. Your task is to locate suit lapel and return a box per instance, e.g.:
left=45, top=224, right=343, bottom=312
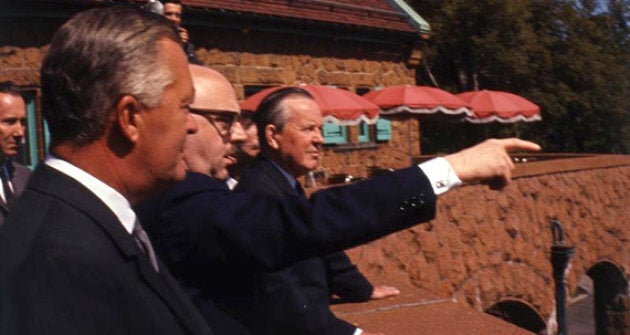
left=254, top=156, right=300, bottom=197
left=28, top=165, right=210, bottom=334
left=11, top=164, right=31, bottom=198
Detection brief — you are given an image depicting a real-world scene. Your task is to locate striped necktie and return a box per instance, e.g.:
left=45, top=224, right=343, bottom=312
left=0, top=165, right=15, bottom=207
left=133, top=220, right=160, bottom=272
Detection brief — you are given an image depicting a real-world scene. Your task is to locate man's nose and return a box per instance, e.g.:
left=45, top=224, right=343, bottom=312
left=13, top=123, right=25, bottom=137
left=313, top=128, right=325, bottom=144
left=229, top=120, right=247, bottom=143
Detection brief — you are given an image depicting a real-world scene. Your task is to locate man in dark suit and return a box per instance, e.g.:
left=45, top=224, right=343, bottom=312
left=136, top=66, right=541, bottom=334
left=236, top=87, right=398, bottom=335
left=0, top=6, right=212, bottom=335
left=0, top=81, right=30, bottom=227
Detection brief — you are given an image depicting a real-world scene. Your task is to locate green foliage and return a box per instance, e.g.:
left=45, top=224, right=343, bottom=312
left=411, top=0, right=630, bottom=154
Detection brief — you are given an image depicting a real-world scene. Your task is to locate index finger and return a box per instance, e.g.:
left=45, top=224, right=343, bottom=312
left=499, top=138, right=541, bottom=152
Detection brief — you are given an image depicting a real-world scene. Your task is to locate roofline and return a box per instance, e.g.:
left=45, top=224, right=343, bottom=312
left=0, top=1, right=425, bottom=45
left=387, top=0, right=431, bottom=34
left=185, top=7, right=420, bottom=45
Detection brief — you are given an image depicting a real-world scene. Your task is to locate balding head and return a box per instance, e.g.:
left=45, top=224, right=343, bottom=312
left=185, top=65, right=245, bottom=180
left=189, top=64, right=240, bottom=113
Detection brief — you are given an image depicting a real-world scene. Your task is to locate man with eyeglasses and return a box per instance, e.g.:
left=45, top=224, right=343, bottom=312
left=183, top=65, right=246, bottom=181
left=138, top=64, right=256, bottom=334
left=136, top=64, right=541, bottom=334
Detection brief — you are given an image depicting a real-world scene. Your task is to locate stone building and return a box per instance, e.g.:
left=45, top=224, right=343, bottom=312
left=1, top=0, right=431, bottom=184
left=2, top=2, right=630, bottom=334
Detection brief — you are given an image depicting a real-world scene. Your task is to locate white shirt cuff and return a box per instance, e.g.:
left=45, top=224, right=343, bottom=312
left=418, top=157, right=462, bottom=196
left=353, top=328, right=363, bottom=335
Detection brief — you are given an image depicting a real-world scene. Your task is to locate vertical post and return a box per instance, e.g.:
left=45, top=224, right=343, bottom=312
left=550, top=219, right=575, bottom=335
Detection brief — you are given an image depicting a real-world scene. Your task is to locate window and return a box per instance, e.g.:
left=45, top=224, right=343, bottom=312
left=16, top=91, right=48, bottom=169
left=322, top=122, right=347, bottom=144
left=355, top=87, right=371, bottom=96
left=358, top=122, right=370, bottom=143
left=376, top=118, right=391, bottom=141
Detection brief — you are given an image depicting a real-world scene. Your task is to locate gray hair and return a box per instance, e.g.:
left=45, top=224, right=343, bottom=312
left=254, top=87, right=314, bottom=150
left=41, top=5, right=180, bottom=146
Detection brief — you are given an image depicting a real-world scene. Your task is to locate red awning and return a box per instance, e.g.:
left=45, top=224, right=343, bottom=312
left=240, top=85, right=380, bottom=126
left=456, top=90, right=542, bottom=123
left=364, top=85, right=472, bottom=116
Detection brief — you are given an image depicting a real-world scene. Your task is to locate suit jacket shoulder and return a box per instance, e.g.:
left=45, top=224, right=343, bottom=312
left=236, top=155, right=295, bottom=197
left=0, top=165, right=211, bottom=335
left=11, top=162, right=31, bottom=196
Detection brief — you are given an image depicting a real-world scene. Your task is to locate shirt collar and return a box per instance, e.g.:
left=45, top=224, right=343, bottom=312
left=226, top=176, right=238, bottom=190
left=44, top=155, right=136, bottom=234
left=266, top=155, right=297, bottom=189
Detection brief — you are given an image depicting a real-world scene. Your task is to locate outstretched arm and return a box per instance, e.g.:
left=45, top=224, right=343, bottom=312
left=445, top=138, right=540, bottom=190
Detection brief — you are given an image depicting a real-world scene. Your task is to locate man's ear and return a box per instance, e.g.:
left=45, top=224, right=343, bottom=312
left=115, top=95, right=142, bottom=143
left=265, top=124, right=280, bottom=150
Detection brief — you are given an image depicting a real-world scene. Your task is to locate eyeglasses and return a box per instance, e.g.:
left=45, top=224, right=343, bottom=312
left=190, top=108, right=239, bottom=137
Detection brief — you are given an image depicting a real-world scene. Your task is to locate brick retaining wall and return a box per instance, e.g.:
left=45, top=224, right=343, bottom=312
left=342, top=155, right=630, bottom=331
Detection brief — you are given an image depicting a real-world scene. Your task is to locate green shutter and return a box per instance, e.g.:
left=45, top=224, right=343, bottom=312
left=43, top=119, right=50, bottom=156
left=26, top=96, right=38, bottom=168
left=20, top=94, right=50, bottom=168
left=322, top=122, right=347, bottom=144
left=376, top=118, right=391, bottom=141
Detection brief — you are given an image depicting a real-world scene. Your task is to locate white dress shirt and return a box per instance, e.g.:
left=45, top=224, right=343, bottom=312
left=418, top=157, right=463, bottom=196
left=45, top=155, right=137, bottom=234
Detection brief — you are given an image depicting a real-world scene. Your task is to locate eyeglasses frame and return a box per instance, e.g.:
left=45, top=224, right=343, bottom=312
left=189, top=108, right=240, bottom=137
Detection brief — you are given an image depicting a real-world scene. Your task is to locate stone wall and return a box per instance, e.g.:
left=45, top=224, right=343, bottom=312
left=344, top=156, right=630, bottom=328
left=191, top=27, right=417, bottom=100
left=0, top=17, right=62, bottom=85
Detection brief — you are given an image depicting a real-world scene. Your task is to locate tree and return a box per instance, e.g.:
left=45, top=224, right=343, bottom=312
left=410, top=0, right=630, bottom=154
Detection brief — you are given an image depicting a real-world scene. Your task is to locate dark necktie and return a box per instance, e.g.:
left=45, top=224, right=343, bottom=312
left=133, top=220, right=160, bottom=272
left=0, top=166, right=15, bottom=207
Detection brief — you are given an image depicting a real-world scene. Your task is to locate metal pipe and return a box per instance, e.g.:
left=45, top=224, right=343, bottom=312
left=550, top=219, right=575, bottom=335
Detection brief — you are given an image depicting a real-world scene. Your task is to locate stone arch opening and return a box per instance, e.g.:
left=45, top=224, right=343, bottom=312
left=587, top=260, right=629, bottom=335
left=485, top=299, right=546, bottom=334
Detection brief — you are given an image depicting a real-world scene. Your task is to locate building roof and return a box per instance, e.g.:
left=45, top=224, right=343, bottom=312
left=181, top=0, right=430, bottom=34
left=4, top=0, right=429, bottom=44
